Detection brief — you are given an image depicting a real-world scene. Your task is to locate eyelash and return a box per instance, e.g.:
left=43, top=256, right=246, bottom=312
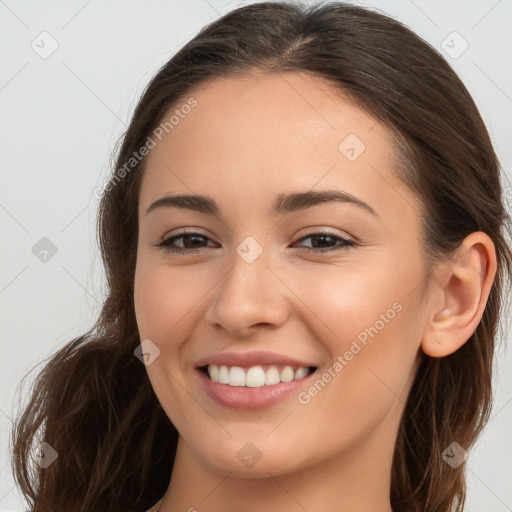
left=155, top=231, right=356, bottom=255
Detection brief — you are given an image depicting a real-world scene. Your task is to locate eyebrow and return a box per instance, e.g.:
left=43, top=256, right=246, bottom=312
left=145, top=190, right=379, bottom=218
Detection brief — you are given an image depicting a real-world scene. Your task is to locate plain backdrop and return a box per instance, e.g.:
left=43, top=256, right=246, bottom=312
left=1, top=1, right=511, bottom=511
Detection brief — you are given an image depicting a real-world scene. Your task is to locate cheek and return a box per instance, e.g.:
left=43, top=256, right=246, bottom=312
left=133, top=261, right=206, bottom=428
left=134, top=261, right=205, bottom=341
left=292, top=258, right=424, bottom=417
left=291, top=257, right=418, bottom=349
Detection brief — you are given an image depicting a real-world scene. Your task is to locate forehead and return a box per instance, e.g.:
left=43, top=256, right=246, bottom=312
left=139, top=71, right=418, bottom=224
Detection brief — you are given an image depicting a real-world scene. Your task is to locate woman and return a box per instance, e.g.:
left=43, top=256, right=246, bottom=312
left=11, top=2, right=512, bottom=511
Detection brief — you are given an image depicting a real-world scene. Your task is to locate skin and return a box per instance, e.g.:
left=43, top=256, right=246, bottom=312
left=133, top=70, right=497, bottom=512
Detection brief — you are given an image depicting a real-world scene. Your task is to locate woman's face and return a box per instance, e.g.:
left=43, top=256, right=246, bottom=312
left=134, top=71, right=429, bottom=477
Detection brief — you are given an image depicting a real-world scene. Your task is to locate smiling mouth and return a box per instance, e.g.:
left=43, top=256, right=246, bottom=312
left=198, top=364, right=317, bottom=388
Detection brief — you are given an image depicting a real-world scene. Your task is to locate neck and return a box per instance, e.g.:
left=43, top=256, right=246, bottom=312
left=157, top=423, right=396, bottom=512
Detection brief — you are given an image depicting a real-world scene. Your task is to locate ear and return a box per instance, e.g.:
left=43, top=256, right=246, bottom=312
left=421, top=231, right=498, bottom=358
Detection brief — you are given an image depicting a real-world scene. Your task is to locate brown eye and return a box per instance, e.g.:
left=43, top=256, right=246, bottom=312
left=292, top=232, right=356, bottom=254
left=155, top=232, right=216, bottom=254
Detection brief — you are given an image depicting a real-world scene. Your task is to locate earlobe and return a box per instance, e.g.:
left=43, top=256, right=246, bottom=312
left=421, top=232, right=497, bottom=358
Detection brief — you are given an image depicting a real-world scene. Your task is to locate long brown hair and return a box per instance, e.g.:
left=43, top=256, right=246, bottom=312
left=11, top=2, right=512, bottom=511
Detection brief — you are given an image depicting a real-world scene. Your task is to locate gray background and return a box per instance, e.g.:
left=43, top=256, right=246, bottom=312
left=1, top=1, right=511, bottom=510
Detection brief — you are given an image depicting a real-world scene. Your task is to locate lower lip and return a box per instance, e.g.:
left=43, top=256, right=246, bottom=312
left=196, top=368, right=317, bottom=410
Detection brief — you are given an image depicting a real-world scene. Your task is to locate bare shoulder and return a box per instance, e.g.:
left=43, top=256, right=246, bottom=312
left=145, top=498, right=163, bottom=512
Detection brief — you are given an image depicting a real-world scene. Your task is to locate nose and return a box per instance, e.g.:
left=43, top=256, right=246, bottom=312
left=204, top=241, right=289, bottom=338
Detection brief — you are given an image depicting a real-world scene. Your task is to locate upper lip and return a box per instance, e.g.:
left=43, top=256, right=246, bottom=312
left=194, top=350, right=317, bottom=369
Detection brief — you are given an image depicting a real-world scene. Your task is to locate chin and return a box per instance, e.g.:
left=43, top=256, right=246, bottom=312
left=195, top=439, right=305, bottom=477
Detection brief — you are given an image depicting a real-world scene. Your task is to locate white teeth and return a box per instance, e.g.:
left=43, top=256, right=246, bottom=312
left=206, top=364, right=313, bottom=387
left=228, top=366, right=246, bottom=386
left=294, top=367, right=309, bottom=379
left=208, top=364, right=219, bottom=382
left=264, top=366, right=280, bottom=385
left=246, top=366, right=266, bottom=387
left=218, top=365, right=229, bottom=384
left=280, top=366, right=295, bottom=382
